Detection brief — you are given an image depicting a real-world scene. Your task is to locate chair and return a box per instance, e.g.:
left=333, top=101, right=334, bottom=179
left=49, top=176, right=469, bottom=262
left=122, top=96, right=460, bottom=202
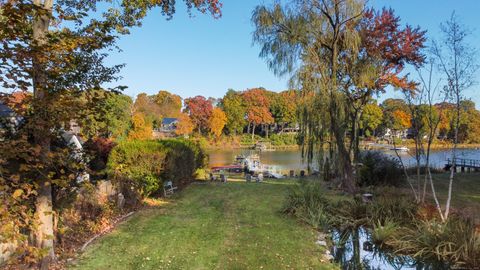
left=256, top=173, right=263, bottom=183
left=220, top=174, right=227, bottom=183
left=163, top=181, right=178, bottom=197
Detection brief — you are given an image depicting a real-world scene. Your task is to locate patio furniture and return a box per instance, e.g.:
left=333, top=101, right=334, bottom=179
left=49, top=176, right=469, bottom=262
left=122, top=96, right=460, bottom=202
left=163, top=181, right=178, bottom=197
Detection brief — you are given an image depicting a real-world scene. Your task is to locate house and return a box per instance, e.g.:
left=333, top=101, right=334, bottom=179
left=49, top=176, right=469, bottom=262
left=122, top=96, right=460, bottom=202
left=160, top=118, right=178, bottom=132
left=0, top=102, right=23, bottom=139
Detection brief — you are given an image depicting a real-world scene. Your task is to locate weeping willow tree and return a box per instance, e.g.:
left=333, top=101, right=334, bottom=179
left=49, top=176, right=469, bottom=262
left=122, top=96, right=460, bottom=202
left=253, top=0, right=365, bottom=193
left=253, top=0, right=426, bottom=193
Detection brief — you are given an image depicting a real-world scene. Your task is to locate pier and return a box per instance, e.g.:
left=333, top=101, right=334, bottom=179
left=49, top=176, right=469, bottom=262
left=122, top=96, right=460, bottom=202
left=445, top=158, right=480, bottom=172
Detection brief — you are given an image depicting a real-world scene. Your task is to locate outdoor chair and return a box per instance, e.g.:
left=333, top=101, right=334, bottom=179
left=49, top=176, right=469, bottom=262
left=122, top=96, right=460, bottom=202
left=256, top=173, right=263, bottom=183
left=246, top=174, right=252, bottom=182
left=220, top=174, right=227, bottom=182
left=163, top=181, right=178, bottom=197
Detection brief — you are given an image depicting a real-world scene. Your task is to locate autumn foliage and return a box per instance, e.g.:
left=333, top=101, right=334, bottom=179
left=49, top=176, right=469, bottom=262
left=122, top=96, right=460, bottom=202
left=128, top=112, right=153, bottom=140
left=208, top=107, right=227, bottom=138
left=184, top=96, right=213, bottom=132
left=175, top=113, right=195, bottom=136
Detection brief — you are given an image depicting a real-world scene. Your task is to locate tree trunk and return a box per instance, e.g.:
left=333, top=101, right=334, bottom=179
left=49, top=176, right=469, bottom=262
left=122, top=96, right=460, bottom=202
left=32, top=1, right=55, bottom=268
left=251, top=124, right=255, bottom=141
left=35, top=181, right=55, bottom=270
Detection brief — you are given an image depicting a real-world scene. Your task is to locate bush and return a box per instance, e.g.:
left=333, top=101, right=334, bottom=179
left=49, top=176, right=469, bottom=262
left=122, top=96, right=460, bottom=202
left=107, top=139, right=207, bottom=199
left=283, top=181, right=331, bottom=229
left=358, top=151, right=403, bottom=187
left=269, top=133, right=297, bottom=146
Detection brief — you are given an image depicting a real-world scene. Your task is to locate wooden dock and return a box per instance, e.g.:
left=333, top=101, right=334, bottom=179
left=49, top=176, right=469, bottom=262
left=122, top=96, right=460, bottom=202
left=445, top=158, right=480, bottom=172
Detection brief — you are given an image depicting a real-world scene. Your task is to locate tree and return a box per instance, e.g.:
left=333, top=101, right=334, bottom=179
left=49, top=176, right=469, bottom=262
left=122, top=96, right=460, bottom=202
left=79, top=90, right=133, bottom=140
left=432, top=13, right=478, bottom=220
left=208, top=107, right=227, bottom=138
left=360, top=103, right=383, bottom=136
left=175, top=113, right=195, bottom=136
left=220, top=89, right=247, bottom=135
left=0, top=0, right=221, bottom=267
left=128, top=112, right=153, bottom=140
left=152, top=90, right=182, bottom=118
left=271, top=90, right=298, bottom=130
left=242, top=88, right=273, bottom=140
left=184, top=95, right=213, bottom=134
left=134, top=93, right=162, bottom=128
left=391, top=110, right=411, bottom=131
left=253, top=1, right=425, bottom=192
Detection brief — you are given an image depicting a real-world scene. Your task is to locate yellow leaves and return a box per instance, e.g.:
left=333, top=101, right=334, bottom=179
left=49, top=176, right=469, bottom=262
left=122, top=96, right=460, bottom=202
left=208, top=108, right=227, bottom=138
left=12, top=189, right=24, bottom=199
left=175, top=113, right=194, bottom=136
left=128, top=112, right=153, bottom=140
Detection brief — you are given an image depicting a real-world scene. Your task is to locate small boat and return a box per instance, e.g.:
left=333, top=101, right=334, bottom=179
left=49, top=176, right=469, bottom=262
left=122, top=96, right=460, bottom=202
left=390, top=146, right=409, bottom=152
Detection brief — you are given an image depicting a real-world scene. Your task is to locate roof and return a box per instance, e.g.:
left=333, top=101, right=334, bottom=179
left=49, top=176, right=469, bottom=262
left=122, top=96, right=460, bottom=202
left=0, top=103, right=14, bottom=118
left=162, top=118, right=178, bottom=125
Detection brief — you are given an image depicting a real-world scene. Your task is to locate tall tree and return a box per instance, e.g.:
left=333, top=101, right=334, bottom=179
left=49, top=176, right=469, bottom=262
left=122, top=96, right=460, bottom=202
left=134, top=93, right=162, bottom=128
left=220, top=89, right=247, bottom=135
left=208, top=107, right=227, bottom=138
left=242, top=88, right=273, bottom=140
left=432, top=13, right=478, bottom=220
left=152, top=90, right=182, bottom=118
left=80, top=90, right=133, bottom=139
left=184, top=95, right=213, bottom=134
left=0, top=0, right=221, bottom=267
left=360, top=102, right=383, bottom=137
left=175, top=112, right=195, bottom=136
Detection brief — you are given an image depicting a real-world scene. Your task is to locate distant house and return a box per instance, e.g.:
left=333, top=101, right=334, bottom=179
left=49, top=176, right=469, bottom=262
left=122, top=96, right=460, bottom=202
left=160, top=118, right=178, bottom=132
left=0, top=102, right=23, bottom=139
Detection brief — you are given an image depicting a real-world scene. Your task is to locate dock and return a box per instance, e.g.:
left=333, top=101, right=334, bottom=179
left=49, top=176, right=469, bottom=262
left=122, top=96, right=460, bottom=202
left=445, top=158, right=480, bottom=172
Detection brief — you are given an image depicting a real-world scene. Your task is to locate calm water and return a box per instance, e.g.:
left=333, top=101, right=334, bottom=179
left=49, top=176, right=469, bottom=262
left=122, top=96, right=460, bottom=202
left=332, top=227, right=447, bottom=270
left=208, top=148, right=480, bottom=171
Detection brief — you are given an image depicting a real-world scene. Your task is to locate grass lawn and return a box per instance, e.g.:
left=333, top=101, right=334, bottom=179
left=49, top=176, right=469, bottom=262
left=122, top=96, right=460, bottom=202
left=427, top=172, right=480, bottom=218
left=72, top=179, right=336, bottom=270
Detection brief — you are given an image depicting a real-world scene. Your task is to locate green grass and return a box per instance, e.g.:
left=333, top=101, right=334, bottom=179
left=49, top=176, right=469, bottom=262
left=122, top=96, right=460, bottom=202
left=428, top=173, right=480, bottom=215
left=72, top=180, right=336, bottom=270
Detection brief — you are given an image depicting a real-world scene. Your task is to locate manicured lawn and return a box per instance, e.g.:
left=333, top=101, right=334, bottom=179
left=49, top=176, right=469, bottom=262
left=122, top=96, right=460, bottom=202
left=72, top=180, right=336, bottom=270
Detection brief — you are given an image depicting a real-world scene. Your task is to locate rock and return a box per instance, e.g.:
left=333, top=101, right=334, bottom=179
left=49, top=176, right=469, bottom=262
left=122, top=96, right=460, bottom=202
left=315, top=240, right=327, bottom=246
left=323, top=254, right=334, bottom=261
left=317, top=232, right=327, bottom=241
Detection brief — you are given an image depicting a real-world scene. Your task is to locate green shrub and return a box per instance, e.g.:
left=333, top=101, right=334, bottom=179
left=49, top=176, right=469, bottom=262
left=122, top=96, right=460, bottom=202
left=358, top=151, right=403, bottom=187
left=269, top=133, right=297, bottom=146
left=108, top=139, right=207, bottom=198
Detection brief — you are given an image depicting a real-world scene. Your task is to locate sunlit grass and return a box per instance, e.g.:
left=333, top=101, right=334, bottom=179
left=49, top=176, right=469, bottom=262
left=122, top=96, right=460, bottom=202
left=72, top=180, right=336, bottom=270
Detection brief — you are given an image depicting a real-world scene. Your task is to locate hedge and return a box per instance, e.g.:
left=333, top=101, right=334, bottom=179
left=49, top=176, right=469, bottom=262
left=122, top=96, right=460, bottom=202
left=107, top=139, right=207, bottom=198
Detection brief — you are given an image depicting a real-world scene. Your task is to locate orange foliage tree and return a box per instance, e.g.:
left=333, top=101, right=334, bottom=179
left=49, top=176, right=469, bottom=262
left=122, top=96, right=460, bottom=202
left=242, top=88, right=274, bottom=139
left=208, top=107, right=227, bottom=138
left=128, top=112, right=153, bottom=140
left=392, top=109, right=411, bottom=130
left=175, top=113, right=195, bottom=136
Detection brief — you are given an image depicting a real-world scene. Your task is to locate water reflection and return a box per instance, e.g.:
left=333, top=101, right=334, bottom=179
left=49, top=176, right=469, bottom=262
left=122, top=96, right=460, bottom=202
left=331, top=227, right=448, bottom=270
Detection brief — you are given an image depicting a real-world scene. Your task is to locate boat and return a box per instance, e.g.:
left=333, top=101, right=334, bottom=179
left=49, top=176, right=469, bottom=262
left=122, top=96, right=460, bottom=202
left=390, top=146, right=409, bottom=152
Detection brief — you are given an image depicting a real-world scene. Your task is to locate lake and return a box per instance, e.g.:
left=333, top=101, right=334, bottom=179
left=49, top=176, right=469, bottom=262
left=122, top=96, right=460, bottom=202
left=207, top=147, right=480, bottom=171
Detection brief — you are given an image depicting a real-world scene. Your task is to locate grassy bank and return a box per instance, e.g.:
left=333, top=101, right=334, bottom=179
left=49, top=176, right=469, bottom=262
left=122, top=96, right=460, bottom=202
left=411, top=172, right=480, bottom=219
left=72, top=180, right=336, bottom=270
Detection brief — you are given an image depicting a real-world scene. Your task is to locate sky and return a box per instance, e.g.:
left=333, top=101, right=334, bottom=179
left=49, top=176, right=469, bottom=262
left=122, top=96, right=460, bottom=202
left=105, top=0, right=480, bottom=107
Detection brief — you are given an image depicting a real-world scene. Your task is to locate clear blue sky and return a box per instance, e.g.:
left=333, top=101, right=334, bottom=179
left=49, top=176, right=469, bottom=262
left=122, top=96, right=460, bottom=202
left=106, top=0, right=480, bottom=107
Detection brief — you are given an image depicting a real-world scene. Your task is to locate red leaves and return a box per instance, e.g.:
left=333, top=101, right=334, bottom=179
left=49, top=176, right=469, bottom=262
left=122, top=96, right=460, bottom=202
left=242, top=88, right=274, bottom=125
left=361, top=8, right=426, bottom=92
left=184, top=95, right=213, bottom=131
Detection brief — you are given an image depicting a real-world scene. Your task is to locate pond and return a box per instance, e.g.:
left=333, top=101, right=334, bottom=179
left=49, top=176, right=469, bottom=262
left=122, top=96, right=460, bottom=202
left=208, top=147, right=480, bottom=171
left=331, top=227, right=448, bottom=270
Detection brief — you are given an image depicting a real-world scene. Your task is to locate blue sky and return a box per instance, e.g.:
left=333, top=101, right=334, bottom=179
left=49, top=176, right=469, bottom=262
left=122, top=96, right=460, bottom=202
left=107, top=0, right=480, bottom=107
